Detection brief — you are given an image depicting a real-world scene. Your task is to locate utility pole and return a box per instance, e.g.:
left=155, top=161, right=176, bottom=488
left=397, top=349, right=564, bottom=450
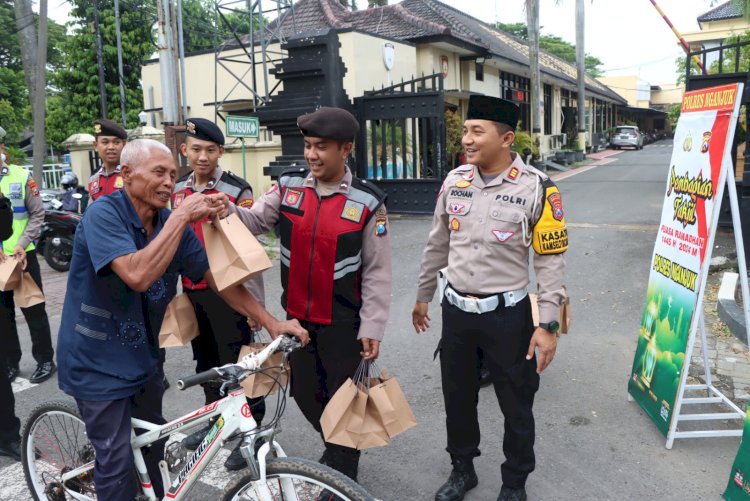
left=114, top=0, right=127, bottom=126
left=32, top=0, right=48, bottom=184
left=575, top=0, right=586, bottom=152
left=13, top=0, right=38, bottom=114
left=526, top=0, right=541, bottom=136
left=92, top=0, right=108, bottom=118
left=156, top=0, right=182, bottom=125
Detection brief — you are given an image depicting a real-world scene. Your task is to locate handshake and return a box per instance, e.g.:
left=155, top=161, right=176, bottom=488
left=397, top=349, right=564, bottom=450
left=174, top=192, right=232, bottom=222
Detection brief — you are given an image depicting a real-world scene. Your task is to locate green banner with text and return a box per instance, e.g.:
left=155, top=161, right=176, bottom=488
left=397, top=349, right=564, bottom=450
left=724, top=404, right=750, bottom=500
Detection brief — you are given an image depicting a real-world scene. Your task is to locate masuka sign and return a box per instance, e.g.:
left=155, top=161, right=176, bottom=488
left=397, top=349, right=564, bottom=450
left=628, top=83, right=741, bottom=437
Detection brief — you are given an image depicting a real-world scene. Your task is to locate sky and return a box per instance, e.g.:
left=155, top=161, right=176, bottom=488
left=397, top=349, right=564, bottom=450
left=46, top=0, right=719, bottom=86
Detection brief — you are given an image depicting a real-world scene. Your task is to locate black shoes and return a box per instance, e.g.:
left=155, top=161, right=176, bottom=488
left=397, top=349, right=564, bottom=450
left=30, top=361, right=56, bottom=384
left=7, top=365, right=18, bottom=383
left=0, top=440, right=21, bottom=462
left=320, top=445, right=360, bottom=481
left=224, top=437, right=266, bottom=471
left=182, top=420, right=213, bottom=450
left=435, top=456, right=478, bottom=501
left=497, top=485, right=527, bottom=501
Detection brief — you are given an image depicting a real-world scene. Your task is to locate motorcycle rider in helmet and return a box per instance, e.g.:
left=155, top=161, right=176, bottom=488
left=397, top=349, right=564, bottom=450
left=60, top=173, right=88, bottom=213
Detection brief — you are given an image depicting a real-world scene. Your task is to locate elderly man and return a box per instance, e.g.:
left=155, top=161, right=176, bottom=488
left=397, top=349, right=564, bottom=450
left=56, top=139, right=308, bottom=501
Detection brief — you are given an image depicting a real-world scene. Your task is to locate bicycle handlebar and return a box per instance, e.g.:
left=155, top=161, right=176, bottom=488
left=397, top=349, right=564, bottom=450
left=176, top=334, right=301, bottom=391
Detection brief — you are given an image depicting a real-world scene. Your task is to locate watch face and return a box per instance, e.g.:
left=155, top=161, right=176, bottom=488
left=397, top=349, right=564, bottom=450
left=548, top=320, right=560, bottom=333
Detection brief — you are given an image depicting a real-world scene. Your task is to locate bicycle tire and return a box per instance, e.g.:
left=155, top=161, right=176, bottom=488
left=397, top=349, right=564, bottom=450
left=222, top=456, right=375, bottom=501
left=21, top=400, right=97, bottom=501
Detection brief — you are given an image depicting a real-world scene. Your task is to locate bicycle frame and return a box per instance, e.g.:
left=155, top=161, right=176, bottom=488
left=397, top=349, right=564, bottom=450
left=59, top=387, right=286, bottom=501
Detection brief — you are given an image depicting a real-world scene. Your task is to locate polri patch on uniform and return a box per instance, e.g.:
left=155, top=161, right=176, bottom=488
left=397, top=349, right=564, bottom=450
left=341, top=200, right=365, bottom=223
left=375, top=206, right=388, bottom=236
left=507, top=167, right=519, bottom=180
left=455, top=180, right=471, bottom=188
left=173, top=192, right=185, bottom=208
left=89, top=179, right=100, bottom=194
left=447, top=202, right=466, bottom=215
left=450, top=217, right=460, bottom=232
left=491, top=230, right=514, bottom=242
left=283, top=188, right=304, bottom=208
left=27, top=178, right=40, bottom=197
left=238, top=198, right=254, bottom=208
left=547, top=192, right=564, bottom=221
left=114, top=176, right=124, bottom=189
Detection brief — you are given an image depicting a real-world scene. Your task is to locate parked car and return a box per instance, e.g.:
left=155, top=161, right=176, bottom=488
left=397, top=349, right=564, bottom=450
left=611, top=125, right=644, bottom=150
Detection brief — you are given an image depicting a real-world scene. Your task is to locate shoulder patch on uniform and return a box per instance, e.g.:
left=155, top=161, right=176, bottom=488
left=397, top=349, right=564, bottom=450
left=341, top=200, right=364, bottom=223
left=173, top=192, right=185, bottom=208
left=28, top=177, right=40, bottom=197
left=114, top=176, right=123, bottom=189
left=375, top=206, right=388, bottom=236
left=532, top=181, right=567, bottom=255
left=283, top=188, right=304, bottom=208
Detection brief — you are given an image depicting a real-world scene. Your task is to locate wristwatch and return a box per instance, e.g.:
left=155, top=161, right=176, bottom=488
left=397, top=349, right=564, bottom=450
left=538, top=320, right=560, bottom=334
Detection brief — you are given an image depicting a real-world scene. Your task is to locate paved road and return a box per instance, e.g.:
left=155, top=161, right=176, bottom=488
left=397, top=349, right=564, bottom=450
left=1, top=141, right=740, bottom=500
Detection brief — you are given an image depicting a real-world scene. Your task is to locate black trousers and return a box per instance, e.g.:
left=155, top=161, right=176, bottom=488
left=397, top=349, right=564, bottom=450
left=75, top=373, right=166, bottom=501
left=0, top=250, right=54, bottom=367
left=440, top=295, right=540, bottom=489
left=187, top=288, right=265, bottom=422
left=289, top=320, right=362, bottom=446
left=0, top=357, right=20, bottom=444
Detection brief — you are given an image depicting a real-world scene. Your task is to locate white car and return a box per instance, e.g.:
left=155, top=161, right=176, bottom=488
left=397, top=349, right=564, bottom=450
left=611, top=126, right=644, bottom=150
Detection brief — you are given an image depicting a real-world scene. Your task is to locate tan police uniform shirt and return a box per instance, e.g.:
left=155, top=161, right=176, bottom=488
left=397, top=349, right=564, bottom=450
left=416, top=152, right=566, bottom=324
left=228, top=166, right=392, bottom=342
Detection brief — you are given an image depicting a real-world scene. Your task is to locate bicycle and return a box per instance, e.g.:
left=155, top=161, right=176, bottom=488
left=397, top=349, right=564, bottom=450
left=21, top=335, right=375, bottom=501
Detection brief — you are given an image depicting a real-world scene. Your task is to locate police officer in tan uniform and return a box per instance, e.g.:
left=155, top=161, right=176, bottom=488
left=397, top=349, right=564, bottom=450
left=413, top=96, right=567, bottom=501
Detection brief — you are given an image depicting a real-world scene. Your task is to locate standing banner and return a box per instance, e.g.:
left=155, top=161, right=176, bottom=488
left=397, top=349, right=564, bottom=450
left=724, top=403, right=750, bottom=500
left=628, top=83, right=742, bottom=437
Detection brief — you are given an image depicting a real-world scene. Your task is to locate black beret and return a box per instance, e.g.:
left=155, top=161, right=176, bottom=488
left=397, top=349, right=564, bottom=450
left=94, top=118, right=127, bottom=140
left=297, top=107, right=359, bottom=141
left=185, top=118, right=225, bottom=145
left=466, top=95, right=520, bottom=130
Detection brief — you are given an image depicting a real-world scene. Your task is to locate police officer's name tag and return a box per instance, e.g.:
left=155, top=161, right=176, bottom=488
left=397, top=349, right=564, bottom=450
left=341, top=200, right=364, bottom=223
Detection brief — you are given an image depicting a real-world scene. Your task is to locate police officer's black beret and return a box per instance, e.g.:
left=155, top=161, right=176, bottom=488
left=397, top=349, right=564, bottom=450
left=297, top=107, right=359, bottom=141
left=466, top=95, right=520, bottom=130
left=94, top=119, right=127, bottom=140
left=185, top=118, right=225, bottom=145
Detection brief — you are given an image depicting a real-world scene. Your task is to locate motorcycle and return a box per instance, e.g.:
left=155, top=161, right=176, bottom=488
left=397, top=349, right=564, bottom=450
left=36, top=208, right=82, bottom=272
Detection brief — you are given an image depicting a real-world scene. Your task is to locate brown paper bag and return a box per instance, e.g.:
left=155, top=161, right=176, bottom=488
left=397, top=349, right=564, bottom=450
left=368, top=376, right=417, bottom=438
left=202, top=214, right=272, bottom=291
left=0, top=258, right=21, bottom=291
left=159, top=294, right=199, bottom=348
left=356, top=397, right=390, bottom=449
left=320, top=378, right=368, bottom=449
left=14, top=272, right=45, bottom=308
left=238, top=343, right=289, bottom=398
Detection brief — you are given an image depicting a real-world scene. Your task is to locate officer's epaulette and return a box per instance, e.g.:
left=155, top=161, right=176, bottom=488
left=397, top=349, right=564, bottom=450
left=176, top=171, right=192, bottom=184
left=221, top=170, right=251, bottom=189
left=525, top=163, right=550, bottom=182
left=279, top=167, right=308, bottom=180
left=350, top=176, right=387, bottom=203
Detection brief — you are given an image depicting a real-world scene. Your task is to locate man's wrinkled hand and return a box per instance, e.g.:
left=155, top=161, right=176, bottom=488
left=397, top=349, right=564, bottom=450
left=526, top=327, right=557, bottom=374
left=13, top=245, right=27, bottom=270
left=268, top=318, right=309, bottom=346
left=207, top=193, right=231, bottom=218
left=412, top=301, right=431, bottom=333
left=175, top=193, right=217, bottom=223
left=246, top=316, right=262, bottom=332
left=360, top=338, right=380, bottom=360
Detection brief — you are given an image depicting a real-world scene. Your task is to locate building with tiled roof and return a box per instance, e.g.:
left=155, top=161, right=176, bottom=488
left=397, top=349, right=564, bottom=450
left=683, top=1, right=750, bottom=62
left=142, top=0, right=636, bottom=191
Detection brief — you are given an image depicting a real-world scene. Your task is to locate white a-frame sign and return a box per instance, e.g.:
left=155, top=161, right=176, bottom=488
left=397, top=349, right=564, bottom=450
left=628, top=83, right=749, bottom=448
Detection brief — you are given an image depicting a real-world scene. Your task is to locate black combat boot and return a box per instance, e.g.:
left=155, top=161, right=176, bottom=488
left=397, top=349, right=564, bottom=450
left=320, top=443, right=360, bottom=481
left=434, top=456, right=478, bottom=501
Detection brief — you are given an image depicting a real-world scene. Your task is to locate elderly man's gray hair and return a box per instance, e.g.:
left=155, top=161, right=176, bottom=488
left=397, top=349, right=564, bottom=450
left=120, top=139, right=172, bottom=168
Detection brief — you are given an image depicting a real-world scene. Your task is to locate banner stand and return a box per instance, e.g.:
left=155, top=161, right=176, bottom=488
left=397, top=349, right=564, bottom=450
left=666, top=151, right=748, bottom=449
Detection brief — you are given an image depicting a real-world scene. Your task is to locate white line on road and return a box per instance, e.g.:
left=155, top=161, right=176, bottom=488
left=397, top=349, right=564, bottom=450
left=11, top=378, right=36, bottom=394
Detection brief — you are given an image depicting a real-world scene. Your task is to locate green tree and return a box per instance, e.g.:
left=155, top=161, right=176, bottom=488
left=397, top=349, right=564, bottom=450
left=47, top=0, right=155, bottom=146
left=0, top=0, right=66, bottom=146
left=445, top=109, right=463, bottom=168
left=495, top=21, right=604, bottom=76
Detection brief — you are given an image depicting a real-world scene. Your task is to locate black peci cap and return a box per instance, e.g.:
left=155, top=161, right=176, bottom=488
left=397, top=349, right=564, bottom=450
left=94, top=119, right=127, bottom=140
left=185, top=118, right=225, bottom=145
left=466, top=95, right=520, bottom=130
left=297, top=107, right=359, bottom=141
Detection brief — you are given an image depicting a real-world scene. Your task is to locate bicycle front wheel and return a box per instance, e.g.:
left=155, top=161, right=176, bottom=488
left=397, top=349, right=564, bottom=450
left=21, top=400, right=97, bottom=501
left=222, top=456, right=375, bottom=501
